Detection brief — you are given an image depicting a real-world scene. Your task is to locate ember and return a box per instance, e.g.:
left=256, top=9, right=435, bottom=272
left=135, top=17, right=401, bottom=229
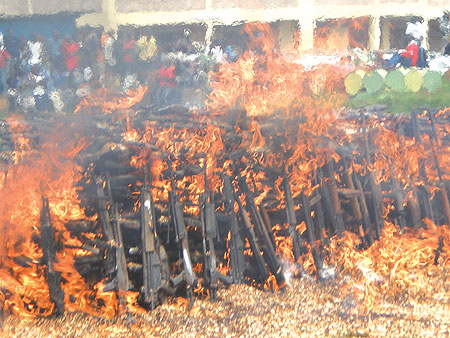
left=0, top=18, right=450, bottom=337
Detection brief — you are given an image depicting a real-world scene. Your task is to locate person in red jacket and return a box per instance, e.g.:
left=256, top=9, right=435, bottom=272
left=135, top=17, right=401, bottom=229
left=157, top=64, right=176, bottom=88
left=400, top=40, right=419, bottom=67
left=156, top=61, right=177, bottom=105
left=122, top=33, right=135, bottom=64
left=121, top=33, right=135, bottom=75
left=60, top=34, right=79, bottom=72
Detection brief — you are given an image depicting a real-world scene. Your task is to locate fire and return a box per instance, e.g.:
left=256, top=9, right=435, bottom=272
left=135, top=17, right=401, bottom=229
left=1, top=21, right=449, bottom=320
left=327, top=220, right=450, bottom=311
left=74, top=85, right=148, bottom=115
left=315, top=17, right=369, bottom=52
left=206, top=22, right=450, bottom=312
left=0, top=116, right=123, bottom=317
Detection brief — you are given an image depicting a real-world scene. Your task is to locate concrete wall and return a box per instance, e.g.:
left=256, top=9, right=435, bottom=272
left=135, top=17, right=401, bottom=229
left=0, top=0, right=102, bottom=17
left=0, top=0, right=449, bottom=50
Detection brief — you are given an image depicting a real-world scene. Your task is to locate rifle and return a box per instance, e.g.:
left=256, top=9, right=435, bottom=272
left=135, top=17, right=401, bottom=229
left=343, top=160, right=373, bottom=246
left=317, top=167, right=345, bottom=237
left=222, top=174, right=246, bottom=284
left=312, top=174, right=328, bottom=246
left=105, top=174, right=131, bottom=300
left=428, top=109, right=450, bottom=224
left=140, top=167, right=164, bottom=309
left=238, top=176, right=285, bottom=287
left=94, top=176, right=116, bottom=279
left=282, top=167, right=303, bottom=262
left=200, top=171, right=232, bottom=300
left=300, top=192, right=323, bottom=273
left=40, top=196, right=64, bottom=315
left=360, top=110, right=383, bottom=239
left=167, top=159, right=196, bottom=298
left=411, top=110, right=436, bottom=225
left=233, top=185, right=270, bottom=284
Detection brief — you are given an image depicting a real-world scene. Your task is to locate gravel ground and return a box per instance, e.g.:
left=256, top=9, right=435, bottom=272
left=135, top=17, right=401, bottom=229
left=2, top=276, right=450, bottom=338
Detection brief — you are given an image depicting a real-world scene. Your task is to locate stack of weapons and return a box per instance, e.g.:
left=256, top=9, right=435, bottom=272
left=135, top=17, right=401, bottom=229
left=33, top=106, right=450, bottom=315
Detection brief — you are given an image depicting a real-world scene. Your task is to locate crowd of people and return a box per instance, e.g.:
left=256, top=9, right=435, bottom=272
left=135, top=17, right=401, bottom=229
left=8, top=18, right=450, bottom=117
left=0, top=27, right=236, bottom=115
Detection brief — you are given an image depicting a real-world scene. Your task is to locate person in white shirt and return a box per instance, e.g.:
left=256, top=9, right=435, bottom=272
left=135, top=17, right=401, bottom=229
left=27, top=33, right=43, bottom=68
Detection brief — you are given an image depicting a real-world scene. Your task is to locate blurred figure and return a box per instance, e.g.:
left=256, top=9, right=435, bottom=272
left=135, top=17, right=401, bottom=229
left=156, top=59, right=177, bottom=105
left=28, top=33, right=43, bottom=69
left=60, top=34, right=79, bottom=72
left=101, top=31, right=116, bottom=67
left=386, top=20, right=427, bottom=69
left=0, top=33, right=10, bottom=93
left=136, top=33, right=157, bottom=63
left=48, top=30, right=63, bottom=64
left=4, top=29, right=20, bottom=88
left=121, top=32, right=135, bottom=76
left=4, top=29, right=19, bottom=59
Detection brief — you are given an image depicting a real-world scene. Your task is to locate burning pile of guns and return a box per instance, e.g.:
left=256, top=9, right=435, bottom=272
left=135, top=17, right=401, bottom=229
left=35, top=107, right=450, bottom=315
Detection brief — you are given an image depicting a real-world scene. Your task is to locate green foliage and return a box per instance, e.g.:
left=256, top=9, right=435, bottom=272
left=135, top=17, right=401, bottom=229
left=363, top=71, right=383, bottom=94
left=384, top=70, right=405, bottom=92
left=347, top=77, right=450, bottom=114
left=344, top=72, right=363, bottom=95
left=423, top=71, right=443, bottom=92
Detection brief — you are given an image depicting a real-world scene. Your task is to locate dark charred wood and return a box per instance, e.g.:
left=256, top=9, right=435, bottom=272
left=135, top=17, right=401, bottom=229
left=80, top=143, right=129, bottom=165
left=119, top=211, right=140, bottom=220
left=158, top=216, right=202, bottom=231
left=108, top=174, right=142, bottom=187
left=64, top=220, right=97, bottom=234
left=93, top=160, right=137, bottom=175
left=184, top=164, right=204, bottom=176
left=65, top=244, right=101, bottom=255
left=13, top=255, right=35, bottom=268
left=120, top=219, right=140, bottom=230
left=74, top=254, right=105, bottom=265
left=127, top=262, right=143, bottom=273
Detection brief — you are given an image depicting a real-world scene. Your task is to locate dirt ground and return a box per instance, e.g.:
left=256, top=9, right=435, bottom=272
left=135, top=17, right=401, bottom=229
left=1, top=276, right=450, bottom=338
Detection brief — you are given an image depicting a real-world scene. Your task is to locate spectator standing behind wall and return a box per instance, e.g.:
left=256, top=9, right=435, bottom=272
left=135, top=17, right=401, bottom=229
left=156, top=61, right=177, bottom=106
left=4, top=29, right=19, bottom=88
left=61, top=34, right=79, bottom=73
left=102, top=32, right=116, bottom=67
left=136, top=34, right=157, bottom=62
left=48, top=30, right=62, bottom=64
left=122, top=33, right=135, bottom=75
left=28, top=33, right=43, bottom=69
left=0, top=33, right=10, bottom=93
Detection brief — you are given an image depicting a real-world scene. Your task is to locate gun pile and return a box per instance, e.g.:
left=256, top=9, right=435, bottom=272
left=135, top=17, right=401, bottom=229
left=2, top=103, right=450, bottom=316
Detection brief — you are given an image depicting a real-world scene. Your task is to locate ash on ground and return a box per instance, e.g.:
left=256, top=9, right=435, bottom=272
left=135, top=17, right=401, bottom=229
left=2, top=276, right=450, bottom=338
